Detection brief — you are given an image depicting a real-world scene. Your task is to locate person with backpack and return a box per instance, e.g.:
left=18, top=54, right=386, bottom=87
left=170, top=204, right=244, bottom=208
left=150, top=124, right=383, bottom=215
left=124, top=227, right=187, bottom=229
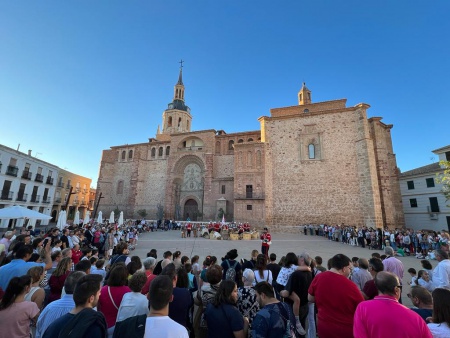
left=252, top=281, right=297, bottom=338
left=221, top=249, right=243, bottom=287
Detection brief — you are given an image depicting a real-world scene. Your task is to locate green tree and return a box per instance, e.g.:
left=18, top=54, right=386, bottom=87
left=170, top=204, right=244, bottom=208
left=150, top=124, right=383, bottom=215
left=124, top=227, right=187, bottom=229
left=137, top=209, right=147, bottom=219
left=437, top=160, right=450, bottom=204
left=113, top=207, right=120, bottom=218
left=217, top=208, right=225, bottom=220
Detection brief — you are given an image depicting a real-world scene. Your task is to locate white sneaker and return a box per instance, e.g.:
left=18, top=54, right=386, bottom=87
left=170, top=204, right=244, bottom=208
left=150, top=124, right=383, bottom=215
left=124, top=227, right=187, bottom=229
left=296, top=321, right=306, bottom=336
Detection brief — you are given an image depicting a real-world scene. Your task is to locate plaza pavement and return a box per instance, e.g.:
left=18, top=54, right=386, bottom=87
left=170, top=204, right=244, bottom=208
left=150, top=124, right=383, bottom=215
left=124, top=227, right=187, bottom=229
left=133, top=229, right=430, bottom=307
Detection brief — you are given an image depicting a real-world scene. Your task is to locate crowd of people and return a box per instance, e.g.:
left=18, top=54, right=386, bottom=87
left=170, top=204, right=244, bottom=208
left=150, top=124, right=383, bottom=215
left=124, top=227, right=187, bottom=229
left=302, top=224, right=450, bottom=257
left=0, top=222, right=450, bottom=338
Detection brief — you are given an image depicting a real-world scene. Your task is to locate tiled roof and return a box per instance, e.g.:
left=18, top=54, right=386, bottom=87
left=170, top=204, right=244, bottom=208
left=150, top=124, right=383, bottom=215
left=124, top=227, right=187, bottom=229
left=400, top=162, right=442, bottom=177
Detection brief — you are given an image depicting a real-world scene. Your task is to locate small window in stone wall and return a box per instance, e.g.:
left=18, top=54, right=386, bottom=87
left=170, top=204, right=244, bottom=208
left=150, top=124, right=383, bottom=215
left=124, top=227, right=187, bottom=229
left=238, top=139, right=244, bottom=143
left=248, top=138, right=253, bottom=142
left=128, top=150, right=133, bottom=159
left=121, top=151, right=126, bottom=160
left=247, top=205, right=252, bottom=211
left=304, top=109, right=309, bottom=113
left=117, top=181, right=124, bottom=194
left=221, top=185, right=226, bottom=194
left=409, top=198, right=418, bottom=208
left=407, top=181, right=415, bottom=190
left=166, top=146, right=170, bottom=156
left=228, top=140, right=234, bottom=150
left=308, top=144, right=315, bottom=159
left=158, top=147, right=163, bottom=157
left=151, top=148, right=156, bottom=158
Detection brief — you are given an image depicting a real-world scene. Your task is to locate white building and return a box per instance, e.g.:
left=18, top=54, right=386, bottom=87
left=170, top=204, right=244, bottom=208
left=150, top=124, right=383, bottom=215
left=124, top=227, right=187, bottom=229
left=0, top=145, right=59, bottom=228
left=400, top=145, right=450, bottom=232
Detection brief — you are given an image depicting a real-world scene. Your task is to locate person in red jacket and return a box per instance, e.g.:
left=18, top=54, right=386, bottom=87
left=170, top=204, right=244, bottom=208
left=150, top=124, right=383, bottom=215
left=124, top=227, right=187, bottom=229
left=186, top=223, right=192, bottom=237
left=260, top=227, right=272, bottom=258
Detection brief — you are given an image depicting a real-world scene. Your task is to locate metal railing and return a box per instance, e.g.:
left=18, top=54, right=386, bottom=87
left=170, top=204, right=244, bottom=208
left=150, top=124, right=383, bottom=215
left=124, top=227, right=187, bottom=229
left=22, top=170, right=32, bottom=180
left=6, top=166, right=19, bottom=177
left=35, top=174, right=44, bottom=182
left=42, top=197, right=51, bottom=204
left=46, top=177, right=54, bottom=185
left=55, top=197, right=62, bottom=203
left=30, top=195, right=40, bottom=203
left=234, top=193, right=265, bottom=200
left=1, top=190, right=14, bottom=200
left=16, top=193, right=28, bottom=202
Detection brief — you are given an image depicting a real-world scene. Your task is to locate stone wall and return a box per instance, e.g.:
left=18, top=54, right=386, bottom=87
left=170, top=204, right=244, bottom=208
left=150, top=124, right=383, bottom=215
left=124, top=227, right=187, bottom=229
left=261, top=104, right=384, bottom=227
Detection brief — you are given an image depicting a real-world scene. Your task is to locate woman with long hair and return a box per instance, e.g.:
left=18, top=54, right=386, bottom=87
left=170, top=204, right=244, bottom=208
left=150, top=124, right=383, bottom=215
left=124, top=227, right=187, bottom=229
left=253, top=254, right=273, bottom=285
left=428, top=288, right=450, bottom=336
left=0, top=275, right=40, bottom=337
left=48, top=257, right=72, bottom=303
left=25, top=266, right=46, bottom=336
left=205, top=279, right=249, bottom=338
left=98, top=263, right=131, bottom=336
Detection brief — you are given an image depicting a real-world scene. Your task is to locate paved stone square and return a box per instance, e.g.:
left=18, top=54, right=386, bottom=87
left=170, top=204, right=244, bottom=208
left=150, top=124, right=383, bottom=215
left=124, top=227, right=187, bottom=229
left=133, top=229, right=429, bottom=306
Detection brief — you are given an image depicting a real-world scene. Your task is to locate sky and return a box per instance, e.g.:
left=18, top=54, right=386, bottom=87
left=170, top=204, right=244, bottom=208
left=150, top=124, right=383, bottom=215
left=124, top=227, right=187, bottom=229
left=0, top=1, right=449, bottom=187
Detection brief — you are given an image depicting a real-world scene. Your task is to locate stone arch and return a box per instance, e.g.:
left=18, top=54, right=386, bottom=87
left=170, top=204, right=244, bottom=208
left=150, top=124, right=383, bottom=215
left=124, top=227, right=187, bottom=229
left=172, top=154, right=206, bottom=175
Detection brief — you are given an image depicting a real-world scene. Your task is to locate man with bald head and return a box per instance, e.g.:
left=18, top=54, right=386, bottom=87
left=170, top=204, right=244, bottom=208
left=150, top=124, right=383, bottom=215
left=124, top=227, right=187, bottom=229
left=353, top=271, right=432, bottom=337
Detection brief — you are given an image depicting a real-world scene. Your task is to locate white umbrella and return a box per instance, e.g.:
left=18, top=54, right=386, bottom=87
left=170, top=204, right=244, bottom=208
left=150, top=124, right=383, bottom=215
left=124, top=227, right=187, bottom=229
left=83, top=211, right=90, bottom=224
left=74, top=210, right=80, bottom=226
left=97, top=211, right=103, bottom=224
left=0, top=205, right=52, bottom=219
left=118, top=211, right=124, bottom=226
left=109, top=211, right=115, bottom=224
left=56, top=211, right=64, bottom=230
left=61, top=210, right=67, bottom=228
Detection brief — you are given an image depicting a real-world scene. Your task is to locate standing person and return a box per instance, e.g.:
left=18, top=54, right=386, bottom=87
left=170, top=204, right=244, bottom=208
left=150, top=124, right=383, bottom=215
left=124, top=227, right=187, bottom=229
left=116, top=271, right=149, bottom=322
left=252, top=281, right=297, bottom=338
left=308, top=254, right=364, bottom=338
left=205, top=279, right=249, bottom=338
left=48, top=257, right=72, bottom=303
left=351, top=258, right=373, bottom=291
left=432, top=249, right=450, bottom=289
left=253, top=254, right=273, bottom=285
left=36, top=271, right=86, bottom=338
left=144, top=275, right=189, bottom=338
left=0, top=242, right=52, bottom=290
left=42, top=274, right=107, bottom=338
left=237, top=269, right=260, bottom=327
left=353, top=272, right=432, bottom=338
left=266, top=253, right=281, bottom=283
left=221, top=249, right=243, bottom=286
left=186, top=223, right=192, bottom=237
left=362, top=257, right=384, bottom=300
left=104, top=228, right=115, bottom=260
left=260, top=227, right=271, bottom=258
left=98, top=263, right=131, bottom=336
left=383, top=246, right=405, bottom=302
left=428, top=288, right=450, bottom=337
left=0, top=275, right=40, bottom=338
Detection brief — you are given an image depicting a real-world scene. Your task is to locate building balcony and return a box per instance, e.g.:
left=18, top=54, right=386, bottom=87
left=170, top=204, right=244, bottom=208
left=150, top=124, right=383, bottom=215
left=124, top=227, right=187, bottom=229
left=42, top=197, right=51, bottom=204
left=234, top=193, right=265, bottom=200
left=30, top=195, right=40, bottom=203
left=6, top=165, right=19, bottom=177
left=21, top=170, right=32, bottom=180
left=46, top=177, right=54, bottom=185
left=57, top=182, right=64, bottom=188
left=66, top=184, right=71, bottom=190
left=1, top=190, right=13, bottom=200
left=16, top=193, right=28, bottom=202
left=35, top=174, right=44, bottom=183
left=55, top=197, right=62, bottom=203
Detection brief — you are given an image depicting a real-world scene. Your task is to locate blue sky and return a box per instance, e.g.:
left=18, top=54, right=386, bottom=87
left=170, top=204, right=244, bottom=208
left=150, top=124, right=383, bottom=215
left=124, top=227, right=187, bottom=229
left=1, top=1, right=449, bottom=187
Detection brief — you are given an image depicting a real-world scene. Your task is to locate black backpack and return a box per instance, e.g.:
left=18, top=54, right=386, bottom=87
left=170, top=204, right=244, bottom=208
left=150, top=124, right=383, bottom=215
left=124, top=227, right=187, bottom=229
left=113, top=314, right=147, bottom=338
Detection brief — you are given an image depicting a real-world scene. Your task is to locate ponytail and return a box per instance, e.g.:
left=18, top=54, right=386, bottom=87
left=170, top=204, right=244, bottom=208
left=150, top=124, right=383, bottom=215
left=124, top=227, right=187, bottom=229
left=0, top=275, right=31, bottom=310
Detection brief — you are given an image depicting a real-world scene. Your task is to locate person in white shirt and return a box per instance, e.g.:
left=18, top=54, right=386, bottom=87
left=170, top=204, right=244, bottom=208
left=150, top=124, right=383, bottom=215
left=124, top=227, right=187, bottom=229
left=433, top=249, right=450, bottom=289
left=144, top=275, right=188, bottom=338
left=116, top=272, right=149, bottom=322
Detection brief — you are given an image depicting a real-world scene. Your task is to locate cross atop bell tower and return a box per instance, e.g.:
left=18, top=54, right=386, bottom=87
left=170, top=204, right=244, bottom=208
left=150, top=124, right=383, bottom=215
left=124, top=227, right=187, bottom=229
left=174, top=60, right=185, bottom=101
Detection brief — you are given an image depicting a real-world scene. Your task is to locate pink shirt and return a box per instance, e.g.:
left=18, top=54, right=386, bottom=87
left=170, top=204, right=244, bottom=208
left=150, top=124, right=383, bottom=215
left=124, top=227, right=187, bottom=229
left=98, top=285, right=131, bottom=328
left=383, top=256, right=404, bottom=281
left=0, top=301, right=39, bottom=338
left=353, top=295, right=432, bottom=338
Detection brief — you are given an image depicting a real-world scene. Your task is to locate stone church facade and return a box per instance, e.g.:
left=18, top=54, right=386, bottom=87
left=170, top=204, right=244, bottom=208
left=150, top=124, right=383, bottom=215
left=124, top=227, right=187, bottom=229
left=96, top=68, right=404, bottom=229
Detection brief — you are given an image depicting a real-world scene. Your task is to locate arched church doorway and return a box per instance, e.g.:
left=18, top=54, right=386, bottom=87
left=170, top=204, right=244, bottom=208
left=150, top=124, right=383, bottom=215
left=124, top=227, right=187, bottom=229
left=184, top=199, right=199, bottom=221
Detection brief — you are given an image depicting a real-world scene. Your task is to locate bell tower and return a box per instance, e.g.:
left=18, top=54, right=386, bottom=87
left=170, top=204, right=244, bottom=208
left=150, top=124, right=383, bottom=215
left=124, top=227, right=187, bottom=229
left=298, top=82, right=312, bottom=105
left=160, top=60, right=192, bottom=135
